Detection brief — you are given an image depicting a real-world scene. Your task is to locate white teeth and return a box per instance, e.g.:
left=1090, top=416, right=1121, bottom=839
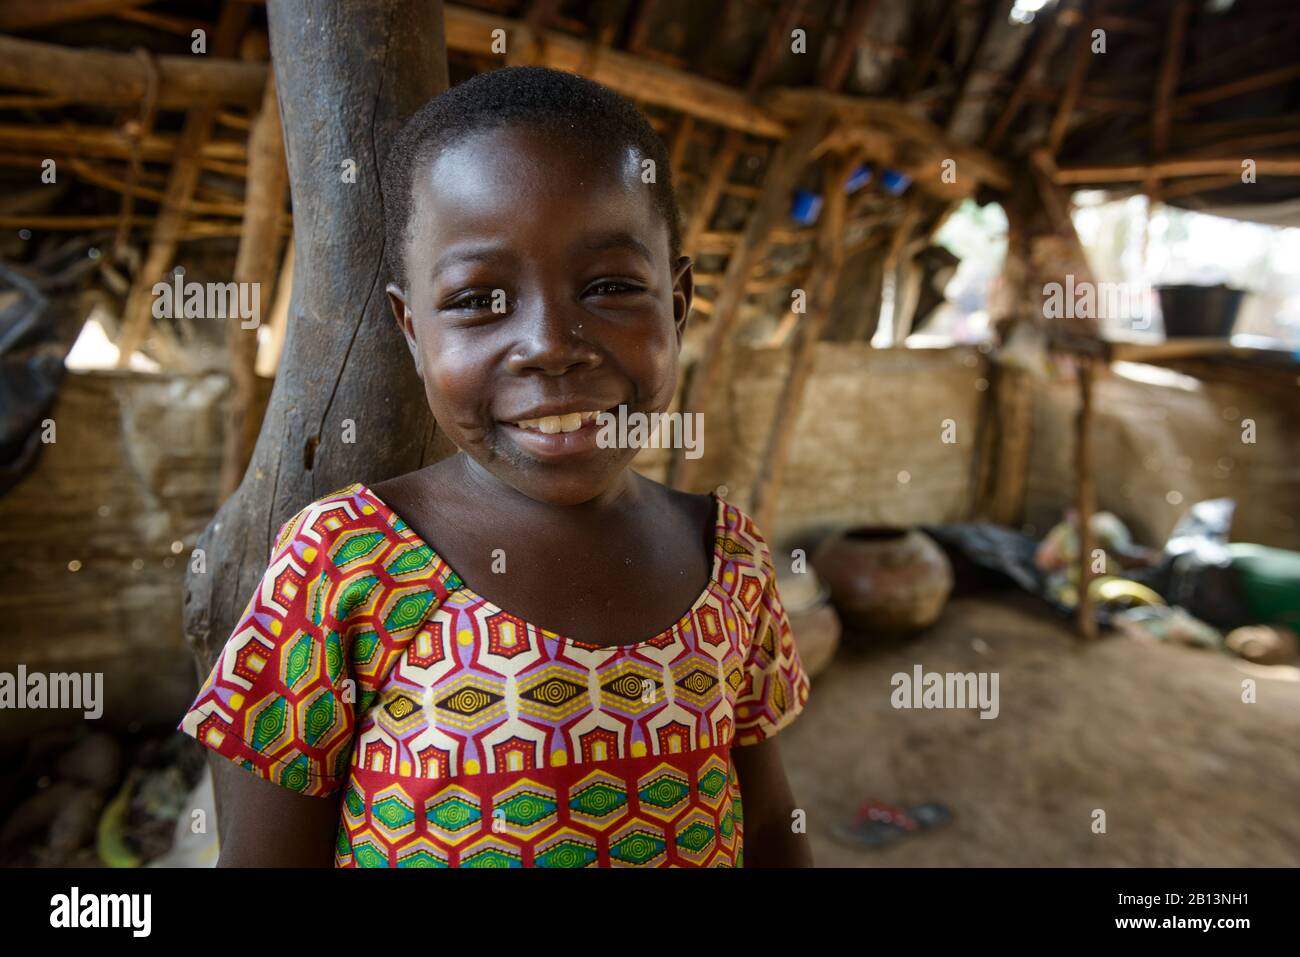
left=512, top=410, right=603, bottom=433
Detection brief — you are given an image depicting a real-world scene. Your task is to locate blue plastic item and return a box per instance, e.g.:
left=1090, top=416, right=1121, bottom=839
left=846, top=163, right=872, bottom=193
left=880, top=168, right=912, bottom=195
left=790, top=189, right=823, bottom=225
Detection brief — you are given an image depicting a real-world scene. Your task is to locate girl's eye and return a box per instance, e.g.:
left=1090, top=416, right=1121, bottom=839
left=585, top=280, right=644, bottom=297
left=443, top=291, right=502, bottom=312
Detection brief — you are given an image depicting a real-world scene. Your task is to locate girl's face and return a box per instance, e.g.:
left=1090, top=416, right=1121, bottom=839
left=388, top=125, right=692, bottom=506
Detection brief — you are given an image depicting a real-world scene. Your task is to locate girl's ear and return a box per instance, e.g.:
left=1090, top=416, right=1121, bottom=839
left=386, top=283, right=423, bottom=375
left=671, top=255, right=694, bottom=343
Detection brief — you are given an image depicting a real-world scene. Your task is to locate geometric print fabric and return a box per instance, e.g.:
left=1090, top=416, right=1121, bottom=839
left=180, top=482, right=809, bottom=867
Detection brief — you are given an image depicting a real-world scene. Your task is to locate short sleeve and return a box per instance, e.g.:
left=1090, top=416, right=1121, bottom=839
left=178, top=505, right=369, bottom=796
left=733, top=527, right=811, bottom=746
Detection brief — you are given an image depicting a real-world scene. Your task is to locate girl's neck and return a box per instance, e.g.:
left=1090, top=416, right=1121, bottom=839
left=455, top=451, right=645, bottom=520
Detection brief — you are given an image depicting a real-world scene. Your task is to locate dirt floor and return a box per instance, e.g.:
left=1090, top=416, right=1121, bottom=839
left=781, top=591, right=1300, bottom=867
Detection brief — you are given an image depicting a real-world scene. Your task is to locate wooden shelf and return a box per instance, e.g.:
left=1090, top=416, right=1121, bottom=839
left=1104, top=335, right=1300, bottom=367
left=1049, top=334, right=1300, bottom=369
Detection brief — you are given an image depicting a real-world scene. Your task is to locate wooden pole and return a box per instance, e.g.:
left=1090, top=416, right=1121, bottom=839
left=819, top=0, right=879, bottom=91
left=1047, top=0, right=1104, bottom=157
left=984, top=7, right=1068, bottom=150
left=668, top=114, right=694, bottom=180
left=746, top=0, right=809, bottom=96
left=0, top=125, right=246, bottom=164
left=682, top=130, right=743, bottom=257
left=750, top=152, right=857, bottom=533
left=0, top=34, right=265, bottom=109
left=443, top=5, right=786, bottom=138
left=671, top=108, right=830, bottom=490
left=220, top=73, right=289, bottom=498
left=1173, top=61, right=1300, bottom=112
left=0, top=0, right=155, bottom=31
left=184, top=0, right=449, bottom=844
left=255, top=239, right=295, bottom=378
left=1053, top=155, right=1300, bottom=183
left=1075, top=355, right=1098, bottom=640
left=1151, top=0, right=1189, bottom=160
left=114, top=1, right=253, bottom=366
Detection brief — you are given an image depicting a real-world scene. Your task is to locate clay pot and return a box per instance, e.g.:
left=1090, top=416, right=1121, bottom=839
left=775, top=561, right=841, bottom=679
left=813, top=527, right=953, bottom=636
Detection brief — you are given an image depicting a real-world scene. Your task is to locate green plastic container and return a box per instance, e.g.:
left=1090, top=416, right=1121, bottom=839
left=1228, top=543, right=1300, bottom=631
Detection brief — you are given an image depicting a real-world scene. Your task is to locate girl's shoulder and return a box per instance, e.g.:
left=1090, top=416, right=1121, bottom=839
left=267, top=482, right=454, bottom=592
left=270, top=481, right=385, bottom=555
left=643, top=476, right=776, bottom=578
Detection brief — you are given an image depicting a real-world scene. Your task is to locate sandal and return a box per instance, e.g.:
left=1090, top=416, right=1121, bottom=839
left=831, top=798, right=953, bottom=850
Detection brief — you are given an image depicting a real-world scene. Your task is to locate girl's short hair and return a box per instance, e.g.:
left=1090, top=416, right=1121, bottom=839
left=382, top=65, right=683, bottom=291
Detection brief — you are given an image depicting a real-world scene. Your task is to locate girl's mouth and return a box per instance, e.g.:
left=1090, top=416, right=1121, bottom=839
left=508, top=410, right=603, bottom=434
left=499, top=406, right=618, bottom=460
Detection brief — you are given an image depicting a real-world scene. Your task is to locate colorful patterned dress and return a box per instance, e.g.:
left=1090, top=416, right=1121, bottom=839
left=179, top=482, right=809, bottom=867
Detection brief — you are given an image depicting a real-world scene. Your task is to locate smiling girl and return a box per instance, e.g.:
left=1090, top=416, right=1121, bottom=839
left=179, top=66, right=811, bottom=868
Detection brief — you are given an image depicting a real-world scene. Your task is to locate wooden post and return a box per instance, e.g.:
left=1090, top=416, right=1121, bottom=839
left=1075, top=354, right=1098, bottom=640
left=183, top=0, right=448, bottom=840
left=0, top=33, right=265, bottom=108
left=1047, top=0, right=1104, bottom=157
left=669, top=114, right=694, bottom=180
left=682, top=130, right=742, bottom=257
left=1149, top=0, right=1189, bottom=202
left=819, top=0, right=879, bottom=91
left=114, top=1, right=252, bottom=366
left=672, top=109, right=830, bottom=490
left=0, top=0, right=156, bottom=31
left=750, top=152, right=857, bottom=534
left=220, top=73, right=289, bottom=497
left=747, top=0, right=809, bottom=95
left=984, top=7, right=1067, bottom=150
left=255, top=240, right=294, bottom=378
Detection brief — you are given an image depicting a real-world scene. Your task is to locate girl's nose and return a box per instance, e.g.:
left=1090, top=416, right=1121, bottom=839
left=505, top=300, right=601, bottom=376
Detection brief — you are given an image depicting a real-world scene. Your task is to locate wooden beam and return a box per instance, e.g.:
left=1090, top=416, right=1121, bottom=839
left=1074, top=356, right=1098, bottom=640
left=819, top=0, right=879, bottom=91
left=221, top=73, right=289, bottom=498
left=672, top=109, right=831, bottom=490
left=0, top=214, right=276, bottom=239
left=1054, top=155, right=1300, bottom=183
left=443, top=4, right=786, bottom=138
left=64, top=157, right=245, bottom=216
left=668, top=114, right=694, bottom=180
left=1174, top=61, right=1300, bottom=112
left=984, top=7, right=1069, bottom=150
left=683, top=130, right=743, bottom=257
left=902, top=0, right=956, bottom=99
left=625, top=0, right=658, bottom=54
left=115, top=1, right=252, bottom=366
left=0, top=124, right=245, bottom=164
left=944, top=0, right=998, bottom=135
left=766, top=87, right=1014, bottom=191
left=0, top=0, right=155, bottom=30
left=746, top=0, right=809, bottom=96
left=750, top=151, right=858, bottom=533
left=0, top=34, right=265, bottom=110
left=1156, top=172, right=1242, bottom=200
left=1151, top=0, right=1189, bottom=161
left=255, top=240, right=294, bottom=378
left=1047, top=0, right=1104, bottom=157
left=115, top=6, right=212, bottom=36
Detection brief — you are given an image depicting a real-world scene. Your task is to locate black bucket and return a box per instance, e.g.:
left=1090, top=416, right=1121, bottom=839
left=1156, top=283, right=1245, bottom=339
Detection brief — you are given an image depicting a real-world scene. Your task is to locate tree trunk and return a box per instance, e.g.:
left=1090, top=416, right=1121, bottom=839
left=184, top=0, right=448, bottom=679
